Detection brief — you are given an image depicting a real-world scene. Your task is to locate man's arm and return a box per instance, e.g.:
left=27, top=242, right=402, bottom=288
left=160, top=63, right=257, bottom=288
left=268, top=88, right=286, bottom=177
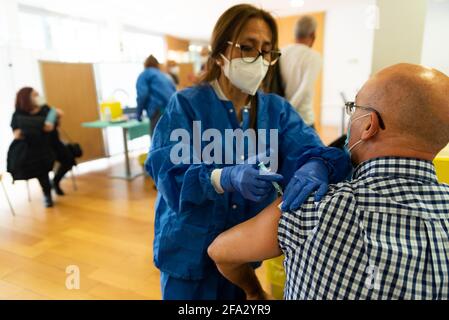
left=136, top=73, right=150, bottom=120
left=208, top=199, right=283, bottom=300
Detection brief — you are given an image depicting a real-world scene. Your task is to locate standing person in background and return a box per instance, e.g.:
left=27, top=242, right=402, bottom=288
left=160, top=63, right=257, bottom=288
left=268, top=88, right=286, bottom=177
left=136, top=55, right=177, bottom=135
left=280, top=15, right=322, bottom=128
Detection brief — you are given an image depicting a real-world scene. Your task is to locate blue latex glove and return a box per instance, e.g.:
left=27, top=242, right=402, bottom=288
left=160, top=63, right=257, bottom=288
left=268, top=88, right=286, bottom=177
left=221, top=164, right=284, bottom=202
left=281, top=159, right=329, bottom=212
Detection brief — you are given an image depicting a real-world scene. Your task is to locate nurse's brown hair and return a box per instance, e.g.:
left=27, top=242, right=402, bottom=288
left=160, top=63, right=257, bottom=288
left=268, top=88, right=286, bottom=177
left=144, top=55, right=160, bottom=69
left=201, top=4, right=279, bottom=85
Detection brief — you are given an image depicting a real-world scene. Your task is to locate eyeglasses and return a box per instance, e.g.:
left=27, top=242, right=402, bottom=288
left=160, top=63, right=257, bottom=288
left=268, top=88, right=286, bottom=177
left=227, top=41, right=282, bottom=66
left=345, top=102, right=386, bottom=130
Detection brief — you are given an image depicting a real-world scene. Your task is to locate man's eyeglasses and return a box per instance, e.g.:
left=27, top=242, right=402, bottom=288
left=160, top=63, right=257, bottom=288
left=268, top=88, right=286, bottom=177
left=227, top=41, right=282, bottom=66
left=345, top=102, right=386, bottom=130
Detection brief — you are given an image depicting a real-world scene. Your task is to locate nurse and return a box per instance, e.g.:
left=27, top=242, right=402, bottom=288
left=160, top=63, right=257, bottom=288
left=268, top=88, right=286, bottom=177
left=135, top=54, right=177, bottom=134
left=146, top=4, right=351, bottom=300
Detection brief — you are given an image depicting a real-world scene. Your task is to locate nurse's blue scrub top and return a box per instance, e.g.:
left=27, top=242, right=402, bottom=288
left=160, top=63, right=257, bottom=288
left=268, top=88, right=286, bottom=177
left=146, top=83, right=351, bottom=280
left=136, top=67, right=177, bottom=118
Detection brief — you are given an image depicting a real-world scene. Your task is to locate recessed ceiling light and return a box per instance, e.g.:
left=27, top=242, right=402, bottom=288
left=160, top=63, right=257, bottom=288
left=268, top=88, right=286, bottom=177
left=290, top=0, right=305, bottom=8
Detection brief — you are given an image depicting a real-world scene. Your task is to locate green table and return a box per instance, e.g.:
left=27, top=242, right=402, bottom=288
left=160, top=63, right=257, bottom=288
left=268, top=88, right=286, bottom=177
left=82, top=119, right=150, bottom=180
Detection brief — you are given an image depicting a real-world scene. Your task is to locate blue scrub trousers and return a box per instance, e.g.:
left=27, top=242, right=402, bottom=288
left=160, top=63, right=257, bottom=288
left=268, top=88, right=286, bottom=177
left=160, top=267, right=246, bottom=300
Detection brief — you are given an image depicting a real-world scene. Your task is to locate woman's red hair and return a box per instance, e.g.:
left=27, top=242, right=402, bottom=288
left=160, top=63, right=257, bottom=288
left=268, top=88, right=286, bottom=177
left=15, top=87, right=35, bottom=113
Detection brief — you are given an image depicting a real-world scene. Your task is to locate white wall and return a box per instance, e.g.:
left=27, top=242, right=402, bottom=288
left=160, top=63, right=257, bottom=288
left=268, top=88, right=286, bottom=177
left=0, top=47, right=15, bottom=171
left=321, top=1, right=376, bottom=128
left=94, top=62, right=150, bottom=156
left=371, top=0, right=427, bottom=74
left=0, top=0, right=20, bottom=170
left=320, top=0, right=449, bottom=130
left=422, top=0, right=449, bottom=76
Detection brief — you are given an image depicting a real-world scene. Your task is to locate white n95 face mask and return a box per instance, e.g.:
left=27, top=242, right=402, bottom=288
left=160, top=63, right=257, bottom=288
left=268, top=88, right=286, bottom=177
left=34, top=96, right=47, bottom=107
left=220, top=54, right=269, bottom=96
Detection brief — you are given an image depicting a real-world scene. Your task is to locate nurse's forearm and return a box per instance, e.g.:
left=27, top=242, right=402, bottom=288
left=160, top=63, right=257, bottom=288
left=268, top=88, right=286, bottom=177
left=215, top=262, right=266, bottom=300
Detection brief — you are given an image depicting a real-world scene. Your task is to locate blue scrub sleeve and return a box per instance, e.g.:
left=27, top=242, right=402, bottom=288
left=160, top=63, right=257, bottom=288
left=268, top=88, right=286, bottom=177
left=136, top=73, right=153, bottom=118
left=297, top=147, right=351, bottom=184
left=278, top=99, right=351, bottom=185
left=145, top=94, right=221, bottom=213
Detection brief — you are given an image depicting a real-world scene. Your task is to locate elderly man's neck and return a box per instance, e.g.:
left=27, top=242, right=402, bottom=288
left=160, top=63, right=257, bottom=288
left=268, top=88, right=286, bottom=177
left=296, top=37, right=314, bottom=48
left=354, top=140, right=440, bottom=165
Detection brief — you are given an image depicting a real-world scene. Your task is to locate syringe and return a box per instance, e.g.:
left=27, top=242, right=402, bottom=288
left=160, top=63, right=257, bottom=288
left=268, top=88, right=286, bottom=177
left=258, top=162, right=284, bottom=196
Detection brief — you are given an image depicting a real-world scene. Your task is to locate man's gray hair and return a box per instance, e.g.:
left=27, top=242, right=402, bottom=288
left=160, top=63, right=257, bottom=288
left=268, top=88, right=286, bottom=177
left=295, top=15, right=317, bottom=39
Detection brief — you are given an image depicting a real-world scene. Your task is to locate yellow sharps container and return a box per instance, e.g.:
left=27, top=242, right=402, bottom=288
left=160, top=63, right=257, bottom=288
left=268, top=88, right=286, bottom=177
left=266, top=256, right=286, bottom=300
left=434, top=144, right=449, bottom=184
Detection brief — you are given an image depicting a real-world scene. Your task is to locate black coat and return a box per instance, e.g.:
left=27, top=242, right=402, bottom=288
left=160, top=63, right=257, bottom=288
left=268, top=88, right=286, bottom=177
left=7, top=106, right=58, bottom=181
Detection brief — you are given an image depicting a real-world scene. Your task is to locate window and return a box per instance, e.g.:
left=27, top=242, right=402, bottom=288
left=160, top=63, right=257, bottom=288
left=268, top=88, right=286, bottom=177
left=18, top=11, right=49, bottom=51
left=47, top=16, right=103, bottom=62
left=18, top=7, right=116, bottom=62
left=122, top=30, right=166, bottom=63
left=17, top=7, right=167, bottom=64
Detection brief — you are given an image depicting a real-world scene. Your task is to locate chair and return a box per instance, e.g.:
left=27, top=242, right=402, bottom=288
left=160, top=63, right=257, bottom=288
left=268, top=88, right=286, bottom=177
left=20, top=167, right=78, bottom=202
left=11, top=171, right=76, bottom=207
left=0, top=173, right=15, bottom=216
left=11, top=179, right=33, bottom=202
left=51, top=162, right=78, bottom=192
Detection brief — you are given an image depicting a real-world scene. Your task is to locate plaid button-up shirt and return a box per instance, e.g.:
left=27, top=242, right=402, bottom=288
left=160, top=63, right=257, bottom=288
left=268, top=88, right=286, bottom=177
left=278, top=157, right=449, bottom=300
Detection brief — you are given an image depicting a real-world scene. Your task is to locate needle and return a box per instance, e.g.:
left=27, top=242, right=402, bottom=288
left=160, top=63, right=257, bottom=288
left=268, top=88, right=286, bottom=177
left=258, top=162, right=284, bottom=196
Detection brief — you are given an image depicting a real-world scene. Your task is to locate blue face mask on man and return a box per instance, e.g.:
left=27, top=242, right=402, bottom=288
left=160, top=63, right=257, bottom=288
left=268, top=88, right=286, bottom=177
left=344, top=113, right=371, bottom=158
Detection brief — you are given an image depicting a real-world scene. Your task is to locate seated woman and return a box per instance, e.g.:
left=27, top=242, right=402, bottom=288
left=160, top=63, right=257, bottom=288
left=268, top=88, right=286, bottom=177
left=8, top=87, right=75, bottom=208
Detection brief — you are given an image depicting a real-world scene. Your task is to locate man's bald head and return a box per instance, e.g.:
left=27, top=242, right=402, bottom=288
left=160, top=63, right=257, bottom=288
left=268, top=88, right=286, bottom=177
left=356, top=63, right=449, bottom=155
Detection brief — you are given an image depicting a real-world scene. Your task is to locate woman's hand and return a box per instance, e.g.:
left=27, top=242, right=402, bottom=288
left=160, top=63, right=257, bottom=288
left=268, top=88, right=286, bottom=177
left=13, top=129, right=23, bottom=140
left=56, top=108, right=64, bottom=118
left=281, top=159, right=329, bottom=212
left=43, top=123, right=55, bottom=132
left=220, top=164, right=283, bottom=202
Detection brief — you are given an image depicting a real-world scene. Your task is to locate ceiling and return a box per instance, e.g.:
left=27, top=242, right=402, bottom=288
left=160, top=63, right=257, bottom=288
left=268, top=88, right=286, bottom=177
left=17, top=0, right=372, bottom=40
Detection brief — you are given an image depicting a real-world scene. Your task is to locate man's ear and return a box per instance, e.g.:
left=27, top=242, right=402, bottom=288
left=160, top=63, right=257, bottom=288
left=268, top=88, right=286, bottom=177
left=310, top=33, right=316, bottom=47
left=361, top=113, right=380, bottom=141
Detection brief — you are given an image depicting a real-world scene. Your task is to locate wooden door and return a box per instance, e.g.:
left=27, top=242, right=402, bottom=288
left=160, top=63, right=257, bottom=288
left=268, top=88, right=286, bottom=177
left=178, top=63, right=195, bottom=89
left=276, top=12, right=325, bottom=133
left=40, top=61, right=105, bottom=162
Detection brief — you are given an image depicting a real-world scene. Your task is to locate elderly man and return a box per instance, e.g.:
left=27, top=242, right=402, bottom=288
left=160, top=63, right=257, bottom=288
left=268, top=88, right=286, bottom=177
left=208, top=64, right=449, bottom=300
left=280, top=15, right=322, bottom=128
